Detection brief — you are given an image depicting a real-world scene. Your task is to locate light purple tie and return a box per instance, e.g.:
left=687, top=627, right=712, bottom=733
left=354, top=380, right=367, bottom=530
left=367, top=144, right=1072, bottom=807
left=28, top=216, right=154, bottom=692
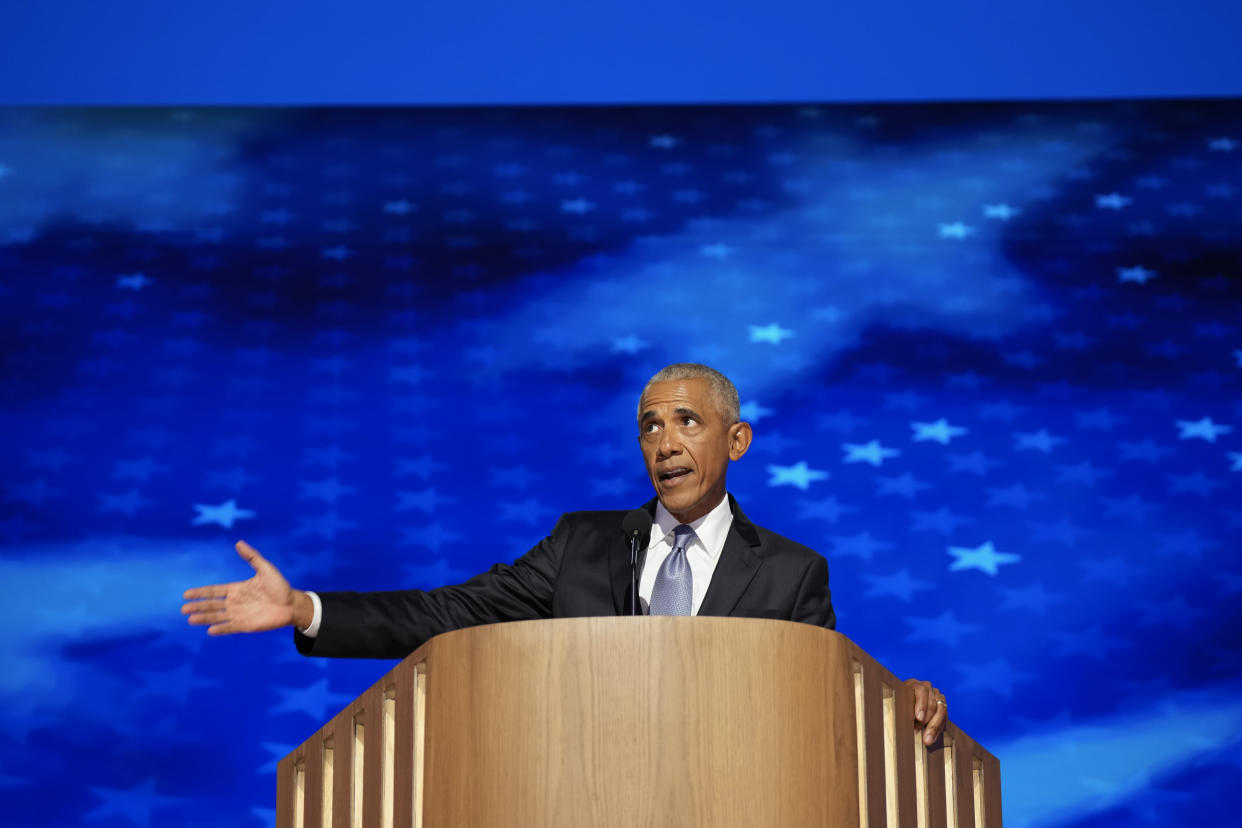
left=650, top=524, right=695, bottom=616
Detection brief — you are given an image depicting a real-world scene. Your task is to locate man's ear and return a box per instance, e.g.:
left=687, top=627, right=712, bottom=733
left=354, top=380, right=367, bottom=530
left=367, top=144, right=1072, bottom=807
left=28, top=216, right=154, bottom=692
left=729, top=422, right=753, bottom=461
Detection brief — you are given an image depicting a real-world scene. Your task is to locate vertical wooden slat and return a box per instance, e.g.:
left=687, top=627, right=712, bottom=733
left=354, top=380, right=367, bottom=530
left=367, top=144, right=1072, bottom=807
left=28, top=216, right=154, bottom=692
left=913, top=731, right=929, bottom=828
left=853, top=664, right=870, bottom=828
left=293, top=759, right=306, bottom=828
left=882, top=688, right=898, bottom=828
left=892, top=681, right=918, bottom=828
left=351, top=714, right=365, bottom=827
left=276, top=748, right=299, bottom=828
left=972, top=757, right=985, bottom=828
left=983, top=753, right=1002, bottom=828
left=953, top=731, right=976, bottom=828
left=319, top=738, right=334, bottom=828
left=330, top=714, right=352, bottom=828
left=943, top=738, right=958, bottom=828
left=412, top=661, right=427, bottom=828
left=860, top=661, right=888, bottom=827
left=925, top=734, right=948, bottom=828
left=389, top=661, right=413, bottom=828
left=301, top=737, right=323, bottom=828
left=382, top=688, right=396, bottom=828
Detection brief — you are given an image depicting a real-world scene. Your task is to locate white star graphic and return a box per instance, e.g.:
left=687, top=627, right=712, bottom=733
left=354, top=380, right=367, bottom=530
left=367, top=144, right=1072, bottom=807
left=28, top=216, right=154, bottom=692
left=766, top=462, right=829, bottom=490
left=938, top=222, right=974, bottom=239
left=983, top=203, right=1020, bottom=220
left=1176, top=417, right=1232, bottom=442
left=748, top=323, right=794, bottom=344
left=842, top=440, right=901, bottom=467
left=947, top=541, right=1020, bottom=575
left=192, top=499, right=257, bottom=529
left=910, top=419, right=968, bottom=445
left=738, top=400, right=774, bottom=422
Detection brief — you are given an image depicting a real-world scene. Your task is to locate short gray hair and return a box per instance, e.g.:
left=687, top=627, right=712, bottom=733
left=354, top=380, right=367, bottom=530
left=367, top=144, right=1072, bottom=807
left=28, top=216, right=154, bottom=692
left=638, top=363, right=741, bottom=424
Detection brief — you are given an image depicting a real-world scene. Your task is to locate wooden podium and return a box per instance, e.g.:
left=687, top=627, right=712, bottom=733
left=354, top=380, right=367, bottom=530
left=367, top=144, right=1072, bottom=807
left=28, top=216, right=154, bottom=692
left=276, top=618, right=1000, bottom=827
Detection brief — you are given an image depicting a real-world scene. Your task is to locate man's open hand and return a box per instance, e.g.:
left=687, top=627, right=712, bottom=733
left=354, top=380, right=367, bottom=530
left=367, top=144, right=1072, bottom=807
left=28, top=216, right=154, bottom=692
left=181, top=541, right=313, bottom=635
left=904, top=678, right=948, bottom=746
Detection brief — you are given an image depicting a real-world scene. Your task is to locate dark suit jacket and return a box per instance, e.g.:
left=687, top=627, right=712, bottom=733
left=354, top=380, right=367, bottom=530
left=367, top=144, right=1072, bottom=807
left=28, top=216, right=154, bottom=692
left=296, top=495, right=835, bottom=659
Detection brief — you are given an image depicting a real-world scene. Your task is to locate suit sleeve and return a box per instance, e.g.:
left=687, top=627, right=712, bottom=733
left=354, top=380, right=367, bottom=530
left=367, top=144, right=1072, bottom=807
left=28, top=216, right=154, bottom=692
left=790, top=554, right=836, bottom=630
left=294, top=515, right=570, bottom=659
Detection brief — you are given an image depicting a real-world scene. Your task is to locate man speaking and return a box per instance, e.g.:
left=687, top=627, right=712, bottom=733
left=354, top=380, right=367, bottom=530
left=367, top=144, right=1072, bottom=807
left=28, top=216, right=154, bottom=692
left=183, top=363, right=949, bottom=744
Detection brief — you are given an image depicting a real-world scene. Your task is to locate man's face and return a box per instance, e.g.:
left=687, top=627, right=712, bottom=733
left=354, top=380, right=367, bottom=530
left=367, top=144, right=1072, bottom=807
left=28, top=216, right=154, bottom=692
left=638, top=378, right=751, bottom=524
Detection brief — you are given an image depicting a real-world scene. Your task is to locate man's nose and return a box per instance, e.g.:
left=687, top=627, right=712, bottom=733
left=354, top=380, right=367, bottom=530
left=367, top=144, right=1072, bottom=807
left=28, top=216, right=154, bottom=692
left=658, top=430, right=682, bottom=457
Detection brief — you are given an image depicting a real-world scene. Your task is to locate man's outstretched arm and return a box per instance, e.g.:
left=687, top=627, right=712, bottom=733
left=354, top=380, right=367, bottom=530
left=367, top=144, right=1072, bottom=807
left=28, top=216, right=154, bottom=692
left=182, top=540, right=314, bottom=634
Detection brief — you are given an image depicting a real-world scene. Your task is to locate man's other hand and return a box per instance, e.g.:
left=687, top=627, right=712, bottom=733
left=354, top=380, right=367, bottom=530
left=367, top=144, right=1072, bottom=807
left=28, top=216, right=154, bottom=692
left=181, top=541, right=313, bottom=635
left=904, top=677, right=948, bottom=746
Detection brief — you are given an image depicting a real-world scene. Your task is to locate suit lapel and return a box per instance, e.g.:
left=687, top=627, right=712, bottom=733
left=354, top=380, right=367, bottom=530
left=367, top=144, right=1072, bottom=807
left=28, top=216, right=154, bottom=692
left=698, top=495, right=763, bottom=617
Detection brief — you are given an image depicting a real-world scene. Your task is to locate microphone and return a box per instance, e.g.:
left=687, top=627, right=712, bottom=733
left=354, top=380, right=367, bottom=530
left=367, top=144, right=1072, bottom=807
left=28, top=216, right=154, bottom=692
left=621, top=509, right=653, bottom=616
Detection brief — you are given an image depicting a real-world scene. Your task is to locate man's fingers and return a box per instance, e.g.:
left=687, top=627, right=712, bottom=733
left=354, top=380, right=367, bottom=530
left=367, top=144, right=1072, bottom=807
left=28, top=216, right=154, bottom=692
left=183, top=584, right=231, bottom=600
left=910, top=681, right=932, bottom=723
left=923, top=699, right=949, bottom=745
left=186, top=608, right=228, bottom=626
left=181, top=598, right=226, bottom=615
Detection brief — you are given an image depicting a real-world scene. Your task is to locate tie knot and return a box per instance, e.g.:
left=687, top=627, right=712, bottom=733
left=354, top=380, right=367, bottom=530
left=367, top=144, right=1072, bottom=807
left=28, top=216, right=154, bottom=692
left=672, top=524, right=695, bottom=549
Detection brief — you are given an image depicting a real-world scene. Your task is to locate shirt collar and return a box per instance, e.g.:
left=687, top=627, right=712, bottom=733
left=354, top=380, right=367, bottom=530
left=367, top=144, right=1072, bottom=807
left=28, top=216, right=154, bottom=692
left=652, top=494, right=733, bottom=561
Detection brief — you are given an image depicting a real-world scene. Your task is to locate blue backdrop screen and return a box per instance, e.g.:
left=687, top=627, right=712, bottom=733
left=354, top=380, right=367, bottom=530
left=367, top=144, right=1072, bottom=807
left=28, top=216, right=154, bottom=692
left=0, top=102, right=1240, bottom=826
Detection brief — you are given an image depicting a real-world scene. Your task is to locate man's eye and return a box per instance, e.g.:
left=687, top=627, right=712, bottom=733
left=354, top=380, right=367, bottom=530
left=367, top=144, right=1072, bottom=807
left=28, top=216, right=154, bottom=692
left=681, top=417, right=697, bottom=426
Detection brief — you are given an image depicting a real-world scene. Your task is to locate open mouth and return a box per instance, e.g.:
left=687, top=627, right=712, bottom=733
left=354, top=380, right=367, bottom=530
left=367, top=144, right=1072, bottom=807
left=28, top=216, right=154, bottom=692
left=659, top=467, right=692, bottom=485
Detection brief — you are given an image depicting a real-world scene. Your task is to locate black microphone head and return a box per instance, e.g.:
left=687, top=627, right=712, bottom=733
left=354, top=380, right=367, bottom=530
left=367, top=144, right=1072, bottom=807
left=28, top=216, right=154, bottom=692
left=621, top=508, right=654, bottom=548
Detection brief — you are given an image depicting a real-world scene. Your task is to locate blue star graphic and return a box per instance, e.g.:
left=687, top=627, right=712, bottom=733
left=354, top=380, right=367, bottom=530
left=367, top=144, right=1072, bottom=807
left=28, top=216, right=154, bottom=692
left=1117, top=439, right=1173, bottom=462
left=830, top=531, right=893, bottom=561
left=748, top=323, right=795, bottom=344
left=985, top=484, right=1044, bottom=510
left=947, top=541, right=1020, bottom=575
left=983, top=203, right=1020, bottom=220
left=295, top=510, right=357, bottom=540
left=191, top=499, right=256, bottom=529
left=766, top=461, right=829, bottom=490
left=271, top=678, right=357, bottom=720
left=611, top=335, right=650, bottom=354
left=909, top=507, right=971, bottom=535
left=842, top=440, right=901, bottom=466
left=817, top=410, right=866, bottom=432
left=86, top=778, right=182, bottom=827
left=1167, top=471, right=1224, bottom=496
left=997, top=582, right=1065, bottom=614
left=905, top=610, right=979, bottom=647
left=99, top=489, right=154, bottom=516
left=498, top=498, right=557, bottom=525
left=796, top=496, right=856, bottom=523
left=863, top=568, right=932, bottom=601
left=1013, top=429, right=1066, bottom=453
left=1095, top=192, right=1132, bottom=209
left=910, top=418, right=968, bottom=444
left=491, top=465, right=539, bottom=488
left=946, top=451, right=1002, bottom=475
left=1028, top=518, right=1083, bottom=546
left=396, top=487, right=457, bottom=513
left=978, top=400, right=1025, bottom=421
left=299, top=477, right=358, bottom=503
left=955, top=658, right=1035, bottom=697
left=404, top=557, right=475, bottom=588
left=1051, top=626, right=1129, bottom=660
left=1229, top=452, right=1242, bottom=471
left=875, top=472, right=931, bottom=498
left=1117, top=265, right=1157, bottom=284
left=739, top=400, right=775, bottom=422
left=116, top=272, right=152, bottom=290
left=1100, top=494, right=1159, bottom=523
left=1055, top=461, right=1113, bottom=486
left=1176, top=416, right=1232, bottom=442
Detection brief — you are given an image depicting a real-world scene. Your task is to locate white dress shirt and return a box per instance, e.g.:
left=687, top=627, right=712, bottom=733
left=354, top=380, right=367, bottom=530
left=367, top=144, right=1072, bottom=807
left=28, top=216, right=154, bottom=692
left=301, top=494, right=736, bottom=636
left=639, top=494, right=733, bottom=616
